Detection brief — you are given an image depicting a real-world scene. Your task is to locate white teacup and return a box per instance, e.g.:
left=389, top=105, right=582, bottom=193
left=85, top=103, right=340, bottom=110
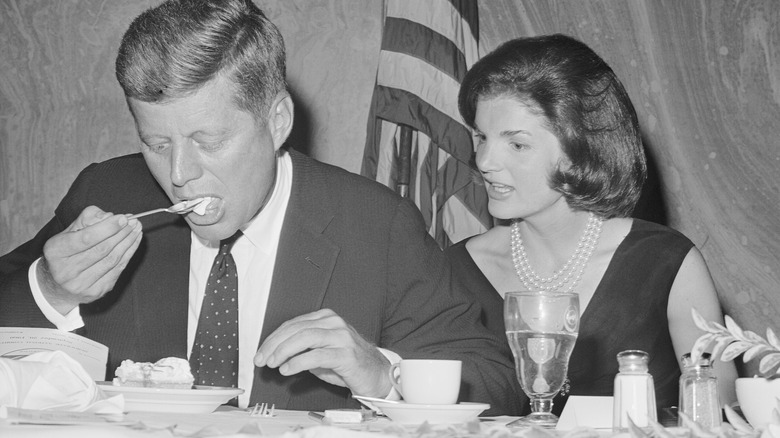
left=735, top=377, right=780, bottom=428
left=388, top=359, right=461, bottom=405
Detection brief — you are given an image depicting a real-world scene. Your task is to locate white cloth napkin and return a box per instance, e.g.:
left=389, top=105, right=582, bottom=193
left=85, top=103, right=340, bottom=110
left=0, top=350, right=123, bottom=413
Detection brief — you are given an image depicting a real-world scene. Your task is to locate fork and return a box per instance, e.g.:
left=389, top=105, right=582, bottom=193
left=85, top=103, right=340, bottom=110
left=128, top=198, right=207, bottom=219
left=249, top=402, right=275, bottom=417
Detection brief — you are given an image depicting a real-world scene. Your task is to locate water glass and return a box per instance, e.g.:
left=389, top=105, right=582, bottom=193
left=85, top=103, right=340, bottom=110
left=504, top=291, right=580, bottom=428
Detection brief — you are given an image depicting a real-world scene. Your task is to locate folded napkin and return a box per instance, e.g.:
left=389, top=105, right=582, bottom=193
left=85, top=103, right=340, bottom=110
left=556, top=395, right=613, bottom=430
left=0, top=350, right=123, bottom=413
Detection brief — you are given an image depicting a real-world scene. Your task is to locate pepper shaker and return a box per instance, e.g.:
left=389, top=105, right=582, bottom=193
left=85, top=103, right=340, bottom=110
left=678, top=352, right=721, bottom=429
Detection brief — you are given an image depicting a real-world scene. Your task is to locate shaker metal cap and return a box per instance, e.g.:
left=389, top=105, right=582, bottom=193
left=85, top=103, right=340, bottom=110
left=617, top=349, right=650, bottom=373
left=681, top=352, right=713, bottom=369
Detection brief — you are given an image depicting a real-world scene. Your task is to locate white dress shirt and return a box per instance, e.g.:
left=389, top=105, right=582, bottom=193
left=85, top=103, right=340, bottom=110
left=186, top=151, right=290, bottom=407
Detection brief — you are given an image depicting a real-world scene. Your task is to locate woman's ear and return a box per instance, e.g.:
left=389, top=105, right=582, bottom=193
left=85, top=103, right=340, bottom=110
left=269, top=93, right=294, bottom=150
left=557, top=153, right=573, bottom=172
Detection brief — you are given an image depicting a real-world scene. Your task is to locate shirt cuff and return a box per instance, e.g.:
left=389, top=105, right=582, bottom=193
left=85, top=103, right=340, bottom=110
left=377, top=347, right=402, bottom=400
left=29, top=258, right=85, bottom=332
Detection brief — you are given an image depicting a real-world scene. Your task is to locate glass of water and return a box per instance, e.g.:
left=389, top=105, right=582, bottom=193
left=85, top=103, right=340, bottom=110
left=504, top=291, right=580, bottom=428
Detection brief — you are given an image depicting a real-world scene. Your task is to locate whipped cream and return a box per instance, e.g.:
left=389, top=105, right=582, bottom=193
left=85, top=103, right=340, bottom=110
left=148, top=357, right=193, bottom=384
left=170, top=197, right=213, bottom=215
left=191, top=197, right=213, bottom=215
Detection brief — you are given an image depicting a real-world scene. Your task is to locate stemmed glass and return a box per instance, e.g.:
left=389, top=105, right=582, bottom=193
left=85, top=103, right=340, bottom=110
left=504, top=291, right=580, bottom=428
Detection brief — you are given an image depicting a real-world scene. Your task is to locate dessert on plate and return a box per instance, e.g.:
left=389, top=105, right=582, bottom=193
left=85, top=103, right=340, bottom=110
left=113, top=357, right=194, bottom=389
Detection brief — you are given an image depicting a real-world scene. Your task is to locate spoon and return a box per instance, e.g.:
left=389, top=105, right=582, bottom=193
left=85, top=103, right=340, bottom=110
left=128, top=197, right=212, bottom=219
left=351, top=395, right=400, bottom=415
left=351, top=395, right=402, bottom=405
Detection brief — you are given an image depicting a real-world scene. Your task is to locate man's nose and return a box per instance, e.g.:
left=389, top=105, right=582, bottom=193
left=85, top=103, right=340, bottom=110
left=170, top=142, right=202, bottom=187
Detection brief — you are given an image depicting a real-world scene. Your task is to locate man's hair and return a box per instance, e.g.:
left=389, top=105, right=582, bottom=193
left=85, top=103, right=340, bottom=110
left=458, top=34, right=647, bottom=219
left=116, top=0, right=286, bottom=119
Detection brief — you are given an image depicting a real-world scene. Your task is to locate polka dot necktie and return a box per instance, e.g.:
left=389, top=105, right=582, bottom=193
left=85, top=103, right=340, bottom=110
left=190, top=231, right=241, bottom=403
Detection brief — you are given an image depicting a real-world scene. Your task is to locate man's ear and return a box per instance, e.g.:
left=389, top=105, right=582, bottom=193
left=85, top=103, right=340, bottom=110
left=269, top=93, right=294, bottom=151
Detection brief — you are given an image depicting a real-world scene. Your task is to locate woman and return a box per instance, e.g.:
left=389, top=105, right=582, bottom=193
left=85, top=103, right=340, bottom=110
left=446, top=34, right=737, bottom=416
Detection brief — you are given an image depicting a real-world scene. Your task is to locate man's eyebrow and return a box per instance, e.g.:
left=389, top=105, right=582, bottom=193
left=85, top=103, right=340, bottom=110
left=138, top=133, right=166, bottom=141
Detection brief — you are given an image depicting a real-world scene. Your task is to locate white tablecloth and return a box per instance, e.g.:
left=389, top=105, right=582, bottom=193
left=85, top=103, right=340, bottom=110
left=0, top=408, right=532, bottom=438
left=4, top=407, right=758, bottom=438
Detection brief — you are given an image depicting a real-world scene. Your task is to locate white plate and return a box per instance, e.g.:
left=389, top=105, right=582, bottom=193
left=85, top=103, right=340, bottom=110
left=371, top=400, right=490, bottom=425
left=97, top=382, right=244, bottom=414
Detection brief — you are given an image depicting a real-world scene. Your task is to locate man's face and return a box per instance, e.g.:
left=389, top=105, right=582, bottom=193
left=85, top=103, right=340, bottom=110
left=129, top=76, right=281, bottom=241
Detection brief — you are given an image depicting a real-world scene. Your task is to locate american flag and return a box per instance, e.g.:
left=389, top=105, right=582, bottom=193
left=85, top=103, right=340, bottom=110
left=361, top=0, right=491, bottom=248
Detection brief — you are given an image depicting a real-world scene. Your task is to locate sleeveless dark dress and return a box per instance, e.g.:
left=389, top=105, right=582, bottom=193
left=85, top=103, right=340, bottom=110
left=445, top=219, right=693, bottom=416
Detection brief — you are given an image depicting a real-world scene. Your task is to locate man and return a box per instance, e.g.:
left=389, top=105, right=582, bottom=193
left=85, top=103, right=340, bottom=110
left=0, top=0, right=521, bottom=414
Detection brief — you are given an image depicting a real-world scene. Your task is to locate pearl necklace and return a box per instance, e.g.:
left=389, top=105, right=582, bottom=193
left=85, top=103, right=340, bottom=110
left=510, top=212, right=603, bottom=293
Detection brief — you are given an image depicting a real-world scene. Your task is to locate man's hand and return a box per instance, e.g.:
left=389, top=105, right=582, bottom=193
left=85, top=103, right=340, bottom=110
left=37, top=206, right=143, bottom=314
left=254, top=309, right=393, bottom=397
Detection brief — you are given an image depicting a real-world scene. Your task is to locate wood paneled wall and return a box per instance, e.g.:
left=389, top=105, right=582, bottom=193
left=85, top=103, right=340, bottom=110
left=1, top=1, right=778, bottom=373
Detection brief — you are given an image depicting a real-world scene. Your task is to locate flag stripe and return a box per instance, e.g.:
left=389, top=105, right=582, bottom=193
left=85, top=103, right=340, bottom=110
left=446, top=0, right=478, bottom=41
left=386, top=0, right=478, bottom=48
left=452, top=171, right=491, bottom=227
left=371, top=85, right=472, bottom=164
left=417, top=135, right=436, bottom=235
left=381, top=17, right=467, bottom=82
left=412, top=131, right=427, bottom=217
left=442, top=193, right=488, bottom=244
left=374, top=119, right=400, bottom=186
left=418, top=140, right=492, bottom=234
left=360, top=91, right=383, bottom=179
left=376, top=51, right=463, bottom=133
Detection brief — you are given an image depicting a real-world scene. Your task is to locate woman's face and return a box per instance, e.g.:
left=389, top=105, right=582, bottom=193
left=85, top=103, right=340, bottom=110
left=472, top=96, right=569, bottom=221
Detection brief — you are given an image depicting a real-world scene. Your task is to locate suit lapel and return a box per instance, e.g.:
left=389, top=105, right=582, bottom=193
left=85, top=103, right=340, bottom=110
left=264, top=215, right=339, bottom=331
left=249, top=150, right=340, bottom=406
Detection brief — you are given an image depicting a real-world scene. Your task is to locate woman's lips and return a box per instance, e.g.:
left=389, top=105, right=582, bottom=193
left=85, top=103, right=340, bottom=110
left=489, top=182, right=513, bottom=194
left=485, top=180, right=514, bottom=197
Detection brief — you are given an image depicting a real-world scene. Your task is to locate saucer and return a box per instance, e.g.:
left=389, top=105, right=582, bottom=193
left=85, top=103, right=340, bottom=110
left=371, top=400, right=490, bottom=425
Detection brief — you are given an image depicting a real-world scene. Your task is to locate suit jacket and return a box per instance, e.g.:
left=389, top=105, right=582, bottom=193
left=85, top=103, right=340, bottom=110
left=0, top=148, right=522, bottom=415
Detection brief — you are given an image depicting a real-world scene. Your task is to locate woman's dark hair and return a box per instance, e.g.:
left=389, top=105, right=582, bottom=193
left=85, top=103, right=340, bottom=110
left=115, top=0, right=286, bottom=120
left=458, top=34, right=647, bottom=218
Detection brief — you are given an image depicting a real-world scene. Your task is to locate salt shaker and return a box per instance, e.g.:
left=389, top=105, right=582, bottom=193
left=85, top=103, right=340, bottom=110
left=613, top=350, right=657, bottom=431
left=678, top=352, right=721, bottom=429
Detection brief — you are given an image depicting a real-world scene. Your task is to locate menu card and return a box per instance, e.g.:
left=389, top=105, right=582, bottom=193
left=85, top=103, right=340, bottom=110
left=0, top=327, right=108, bottom=381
